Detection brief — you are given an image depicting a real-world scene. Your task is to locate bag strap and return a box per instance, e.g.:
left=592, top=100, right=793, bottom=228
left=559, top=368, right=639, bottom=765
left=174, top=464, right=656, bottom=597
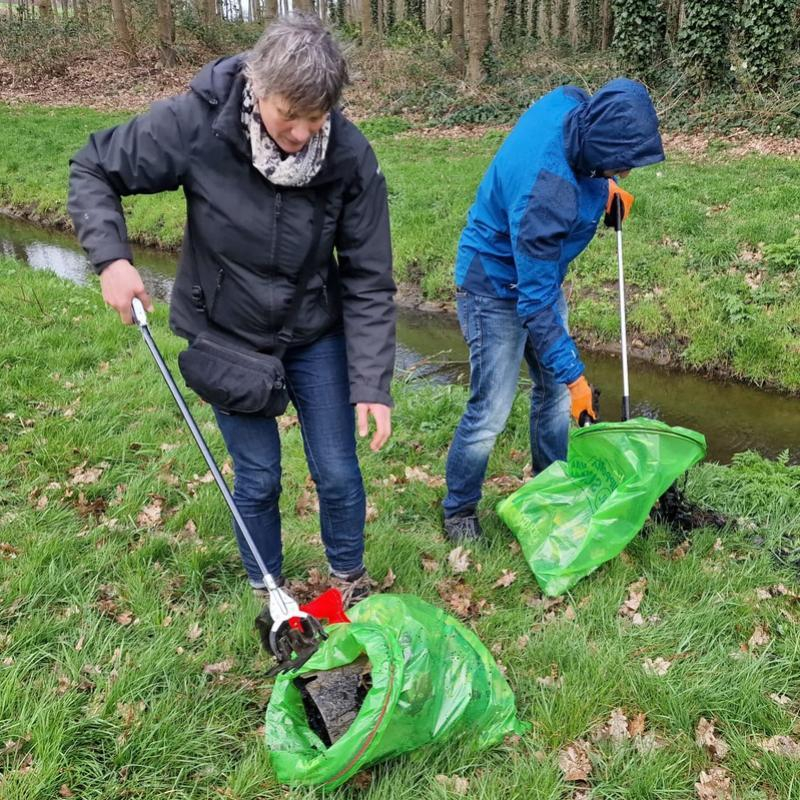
left=272, top=192, right=327, bottom=360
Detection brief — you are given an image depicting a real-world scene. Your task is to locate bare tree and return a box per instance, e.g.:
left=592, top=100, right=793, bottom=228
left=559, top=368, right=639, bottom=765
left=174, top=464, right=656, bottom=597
left=467, top=0, right=489, bottom=85
left=156, top=0, right=177, bottom=67
left=452, top=0, right=466, bottom=72
left=35, top=0, right=52, bottom=19
left=361, top=0, right=373, bottom=36
left=599, top=0, right=612, bottom=49
left=264, top=0, right=278, bottom=20
left=110, top=0, right=135, bottom=61
left=490, top=0, right=507, bottom=46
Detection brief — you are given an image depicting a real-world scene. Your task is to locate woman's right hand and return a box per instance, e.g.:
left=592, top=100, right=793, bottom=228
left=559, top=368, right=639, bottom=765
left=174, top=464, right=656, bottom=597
left=99, top=259, right=153, bottom=324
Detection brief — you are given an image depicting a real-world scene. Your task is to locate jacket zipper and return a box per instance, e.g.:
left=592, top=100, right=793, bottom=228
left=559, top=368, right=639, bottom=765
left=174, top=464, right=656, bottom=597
left=268, top=190, right=282, bottom=340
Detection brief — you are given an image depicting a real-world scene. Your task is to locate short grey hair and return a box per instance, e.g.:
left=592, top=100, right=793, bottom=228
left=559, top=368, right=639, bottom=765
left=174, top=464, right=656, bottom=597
left=243, top=13, right=349, bottom=114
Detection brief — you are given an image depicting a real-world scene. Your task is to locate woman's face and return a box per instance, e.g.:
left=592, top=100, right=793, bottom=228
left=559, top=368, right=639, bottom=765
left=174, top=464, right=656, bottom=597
left=258, top=94, right=327, bottom=154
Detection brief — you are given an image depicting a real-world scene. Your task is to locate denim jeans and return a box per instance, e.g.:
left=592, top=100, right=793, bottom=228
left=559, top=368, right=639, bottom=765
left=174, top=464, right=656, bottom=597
left=213, top=332, right=365, bottom=586
left=443, top=290, right=571, bottom=518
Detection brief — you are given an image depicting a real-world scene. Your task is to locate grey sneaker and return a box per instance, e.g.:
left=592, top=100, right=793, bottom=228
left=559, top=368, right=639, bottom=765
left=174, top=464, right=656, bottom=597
left=444, top=514, right=483, bottom=542
left=330, top=567, right=373, bottom=608
left=251, top=576, right=284, bottom=601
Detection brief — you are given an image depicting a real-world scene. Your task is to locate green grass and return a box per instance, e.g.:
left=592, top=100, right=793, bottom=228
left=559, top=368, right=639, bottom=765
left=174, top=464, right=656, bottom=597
left=1, top=101, right=800, bottom=391
left=2, top=263, right=800, bottom=798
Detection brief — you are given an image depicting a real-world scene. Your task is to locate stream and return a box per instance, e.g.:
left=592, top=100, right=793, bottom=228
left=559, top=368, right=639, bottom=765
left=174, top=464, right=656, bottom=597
left=2, top=213, right=798, bottom=464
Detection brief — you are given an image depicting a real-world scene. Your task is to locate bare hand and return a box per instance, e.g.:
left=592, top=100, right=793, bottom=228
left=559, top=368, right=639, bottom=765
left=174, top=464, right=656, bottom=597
left=356, top=403, right=392, bottom=452
left=99, top=259, right=153, bottom=324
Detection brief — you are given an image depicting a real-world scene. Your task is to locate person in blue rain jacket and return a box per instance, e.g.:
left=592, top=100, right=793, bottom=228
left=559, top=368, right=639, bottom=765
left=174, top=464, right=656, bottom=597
left=443, top=78, right=665, bottom=541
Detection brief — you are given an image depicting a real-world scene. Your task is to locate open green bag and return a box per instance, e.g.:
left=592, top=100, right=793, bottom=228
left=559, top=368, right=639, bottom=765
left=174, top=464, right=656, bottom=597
left=266, top=593, right=528, bottom=788
left=497, top=418, right=707, bottom=596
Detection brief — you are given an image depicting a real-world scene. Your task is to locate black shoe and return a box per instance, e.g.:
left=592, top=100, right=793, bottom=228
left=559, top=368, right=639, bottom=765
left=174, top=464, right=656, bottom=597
left=443, top=514, right=482, bottom=542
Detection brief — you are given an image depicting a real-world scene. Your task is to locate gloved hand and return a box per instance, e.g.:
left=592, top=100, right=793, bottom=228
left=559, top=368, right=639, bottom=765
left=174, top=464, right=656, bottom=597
left=567, top=375, right=596, bottom=423
left=604, top=181, right=635, bottom=229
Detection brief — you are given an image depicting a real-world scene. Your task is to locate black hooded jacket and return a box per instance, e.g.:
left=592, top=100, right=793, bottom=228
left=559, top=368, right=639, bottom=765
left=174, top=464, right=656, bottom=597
left=68, top=56, right=396, bottom=406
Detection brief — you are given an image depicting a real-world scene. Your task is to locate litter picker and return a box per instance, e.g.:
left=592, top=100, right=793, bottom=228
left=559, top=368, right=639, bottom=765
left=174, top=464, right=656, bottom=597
left=131, top=298, right=348, bottom=675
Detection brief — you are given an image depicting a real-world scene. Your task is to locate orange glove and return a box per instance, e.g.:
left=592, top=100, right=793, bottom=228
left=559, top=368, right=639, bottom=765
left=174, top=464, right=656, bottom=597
left=604, top=181, right=635, bottom=228
left=567, top=375, right=596, bottom=423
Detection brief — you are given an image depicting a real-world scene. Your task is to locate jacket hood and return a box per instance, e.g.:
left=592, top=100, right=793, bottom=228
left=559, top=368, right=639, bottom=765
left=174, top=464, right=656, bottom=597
left=189, top=54, right=243, bottom=104
left=563, top=78, right=665, bottom=176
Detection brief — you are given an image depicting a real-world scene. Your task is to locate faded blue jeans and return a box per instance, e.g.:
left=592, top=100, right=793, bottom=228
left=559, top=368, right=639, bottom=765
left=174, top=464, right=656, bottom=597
left=443, top=289, right=571, bottom=518
left=213, top=332, right=365, bottom=586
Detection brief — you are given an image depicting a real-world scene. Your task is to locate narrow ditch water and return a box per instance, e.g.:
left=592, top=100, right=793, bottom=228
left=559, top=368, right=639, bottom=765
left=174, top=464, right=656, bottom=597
left=2, top=213, right=798, bottom=464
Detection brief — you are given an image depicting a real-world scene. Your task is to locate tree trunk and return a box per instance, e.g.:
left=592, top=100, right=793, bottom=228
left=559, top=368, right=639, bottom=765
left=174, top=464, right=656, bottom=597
left=452, top=0, right=466, bottom=72
left=156, top=0, right=177, bottom=67
left=599, top=0, right=611, bottom=49
left=467, top=0, right=489, bottom=85
left=78, top=0, right=88, bottom=24
left=110, top=0, right=135, bottom=61
left=394, top=0, right=405, bottom=21
left=665, top=0, right=682, bottom=44
left=361, top=0, right=373, bottom=36
left=490, top=0, right=507, bottom=46
left=294, top=0, right=313, bottom=10
left=537, top=0, right=550, bottom=41
left=264, top=0, right=277, bottom=20
left=567, top=0, right=579, bottom=46
left=35, top=0, right=52, bottom=19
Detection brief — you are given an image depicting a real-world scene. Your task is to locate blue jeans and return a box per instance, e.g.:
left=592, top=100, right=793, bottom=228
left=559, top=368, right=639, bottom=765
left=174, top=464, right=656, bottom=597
left=213, top=332, right=365, bottom=586
left=443, top=290, right=571, bottom=518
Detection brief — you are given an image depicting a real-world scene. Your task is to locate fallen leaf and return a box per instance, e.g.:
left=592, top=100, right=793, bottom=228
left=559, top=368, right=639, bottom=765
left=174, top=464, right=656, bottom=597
left=493, top=569, right=517, bottom=588
left=673, top=540, right=690, bottom=559
left=187, top=623, right=203, bottom=641
left=747, top=624, right=771, bottom=650
left=628, top=712, right=647, bottom=738
left=517, top=634, right=529, bottom=649
left=203, top=659, right=234, bottom=676
left=74, top=636, right=84, bottom=652
left=59, top=785, right=75, bottom=798
left=642, top=657, right=671, bottom=676
left=434, top=774, right=469, bottom=795
left=420, top=553, right=440, bottom=572
left=695, top=767, right=732, bottom=800
left=0, top=542, right=19, bottom=559
left=447, top=546, right=471, bottom=574
left=404, top=465, right=445, bottom=487
left=69, top=461, right=106, bottom=486
left=558, top=740, right=593, bottom=781
left=295, top=488, right=319, bottom=517
left=36, top=494, right=49, bottom=510
left=695, top=717, right=729, bottom=761
left=760, top=734, right=800, bottom=759
left=769, top=693, right=792, bottom=706
left=564, top=604, right=577, bottom=621
left=380, top=569, right=396, bottom=590
left=619, top=577, right=647, bottom=620
left=278, top=414, right=299, bottom=432
left=608, top=708, right=629, bottom=742
left=350, top=770, right=373, bottom=790
left=365, top=501, right=379, bottom=522
left=136, top=496, right=165, bottom=528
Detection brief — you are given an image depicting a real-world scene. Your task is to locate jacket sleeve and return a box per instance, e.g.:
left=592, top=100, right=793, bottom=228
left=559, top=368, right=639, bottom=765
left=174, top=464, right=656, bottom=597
left=67, top=98, right=188, bottom=272
left=335, top=144, right=396, bottom=407
left=511, top=168, right=585, bottom=385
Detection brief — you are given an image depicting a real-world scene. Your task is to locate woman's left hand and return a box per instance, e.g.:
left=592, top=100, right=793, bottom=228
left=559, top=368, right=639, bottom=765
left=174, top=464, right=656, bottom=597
left=356, top=403, right=392, bottom=452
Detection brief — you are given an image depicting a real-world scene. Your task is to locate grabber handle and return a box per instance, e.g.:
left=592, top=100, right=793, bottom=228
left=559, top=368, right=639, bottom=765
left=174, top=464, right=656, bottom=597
left=131, top=297, right=148, bottom=328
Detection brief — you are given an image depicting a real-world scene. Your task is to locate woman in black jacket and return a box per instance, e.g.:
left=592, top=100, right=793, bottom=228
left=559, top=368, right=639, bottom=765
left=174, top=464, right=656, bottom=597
left=68, top=13, right=396, bottom=605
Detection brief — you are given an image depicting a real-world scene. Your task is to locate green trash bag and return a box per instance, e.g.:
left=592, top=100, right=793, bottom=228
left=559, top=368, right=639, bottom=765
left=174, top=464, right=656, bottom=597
left=265, top=593, right=528, bottom=788
left=497, top=418, right=707, bottom=596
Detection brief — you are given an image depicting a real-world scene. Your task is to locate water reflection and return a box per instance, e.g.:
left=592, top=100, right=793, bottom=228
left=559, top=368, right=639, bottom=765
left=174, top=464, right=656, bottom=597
left=2, top=213, right=798, bottom=464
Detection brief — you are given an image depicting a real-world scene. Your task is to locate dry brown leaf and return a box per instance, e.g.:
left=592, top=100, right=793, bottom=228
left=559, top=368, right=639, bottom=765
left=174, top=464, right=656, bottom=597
left=747, top=624, right=771, bottom=650
left=295, top=488, right=319, bottom=518
left=203, top=659, right=234, bottom=676
left=420, top=553, right=440, bottom=572
left=380, top=569, right=396, bottom=590
left=642, top=657, right=671, bottom=677
left=436, top=578, right=492, bottom=619
left=349, top=770, right=373, bottom=790
left=69, top=461, right=107, bottom=486
left=695, top=767, right=732, bottom=800
left=673, top=540, right=691, bottom=559
left=619, top=577, right=647, bottom=620
left=628, top=712, right=647, bottom=738
left=695, top=717, right=729, bottom=761
left=187, top=623, right=203, bottom=641
left=769, top=693, right=792, bottom=706
left=447, top=546, right=472, bottom=574
left=517, top=634, right=530, bottom=649
left=278, top=414, right=299, bottom=432
left=493, top=569, right=517, bottom=589
left=36, top=494, right=49, bottom=510
left=564, top=604, right=577, bottom=621
left=760, top=734, right=800, bottom=759
left=0, top=542, right=19, bottom=560
left=434, top=774, right=469, bottom=795
left=136, top=496, right=165, bottom=528
left=404, top=465, right=445, bottom=488
left=58, top=784, right=74, bottom=798
left=115, top=611, right=134, bottom=626
left=558, top=740, right=593, bottom=781
left=365, top=501, right=379, bottom=523
left=608, top=708, right=630, bottom=742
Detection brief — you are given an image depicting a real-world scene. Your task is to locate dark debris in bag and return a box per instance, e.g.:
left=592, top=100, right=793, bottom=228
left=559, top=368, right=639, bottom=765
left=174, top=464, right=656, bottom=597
left=294, top=655, right=373, bottom=747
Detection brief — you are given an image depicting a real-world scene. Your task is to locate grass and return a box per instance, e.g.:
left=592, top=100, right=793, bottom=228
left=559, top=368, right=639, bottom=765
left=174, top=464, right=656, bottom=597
left=2, top=263, right=800, bottom=798
left=1, top=103, right=800, bottom=391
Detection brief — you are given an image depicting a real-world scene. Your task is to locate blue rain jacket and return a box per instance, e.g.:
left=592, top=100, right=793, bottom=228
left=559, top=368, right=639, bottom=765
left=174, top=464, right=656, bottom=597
left=455, top=79, right=665, bottom=384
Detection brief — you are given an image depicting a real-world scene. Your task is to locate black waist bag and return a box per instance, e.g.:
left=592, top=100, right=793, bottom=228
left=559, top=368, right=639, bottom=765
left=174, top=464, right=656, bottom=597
left=178, top=330, right=290, bottom=417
